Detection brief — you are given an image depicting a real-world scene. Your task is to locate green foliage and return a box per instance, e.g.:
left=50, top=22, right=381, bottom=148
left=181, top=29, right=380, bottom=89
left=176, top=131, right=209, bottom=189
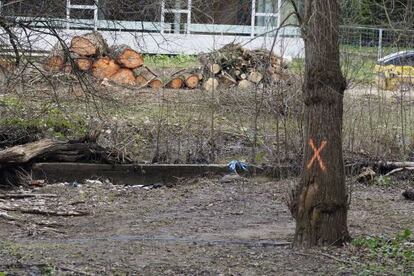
left=351, top=230, right=414, bottom=274
left=143, top=54, right=198, bottom=68
left=341, top=0, right=414, bottom=28
left=375, top=175, right=392, bottom=187
left=0, top=98, right=87, bottom=139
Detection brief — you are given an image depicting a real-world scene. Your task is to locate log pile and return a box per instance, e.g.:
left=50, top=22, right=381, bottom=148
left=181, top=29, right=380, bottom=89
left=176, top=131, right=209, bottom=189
left=43, top=32, right=201, bottom=90
left=199, top=43, right=290, bottom=91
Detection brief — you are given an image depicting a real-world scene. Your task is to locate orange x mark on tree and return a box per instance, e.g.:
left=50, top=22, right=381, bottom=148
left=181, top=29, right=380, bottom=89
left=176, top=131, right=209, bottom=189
left=307, top=139, right=327, bottom=171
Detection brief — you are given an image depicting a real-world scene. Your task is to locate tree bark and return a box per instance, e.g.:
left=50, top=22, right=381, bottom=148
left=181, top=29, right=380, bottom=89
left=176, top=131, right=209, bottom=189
left=289, top=0, right=350, bottom=247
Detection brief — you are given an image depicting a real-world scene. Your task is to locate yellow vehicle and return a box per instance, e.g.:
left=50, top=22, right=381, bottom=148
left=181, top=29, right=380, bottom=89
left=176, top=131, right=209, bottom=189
left=374, top=51, right=414, bottom=91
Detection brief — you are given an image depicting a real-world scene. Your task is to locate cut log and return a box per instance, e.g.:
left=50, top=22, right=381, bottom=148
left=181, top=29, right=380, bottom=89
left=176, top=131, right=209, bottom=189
left=70, top=32, right=108, bottom=56
left=109, top=68, right=136, bottom=85
left=44, top=41, right=66, bottom=72
left=203, top=78, right=219, bottom=92
left=248, top=71, right=263, bottom=84
left=149, top=78, right=163, bottom=90
left=109, top=45, right=144, bottom=69
left=135, top=74, right=148, bottom=86
left=238, top=79, right=254, bottom=90
left=92, top=57, right=120, bottom=79
left=74, top=57, right=93, bottom=71
left=166, top=76, right=184, bottom=89
left=44, top=56, right=65, bottom=72
left=209, top=63, right=221, bottom=75
left=184, top=74, right=200, bottom=89
left=219, top=73, right=237, bottom=88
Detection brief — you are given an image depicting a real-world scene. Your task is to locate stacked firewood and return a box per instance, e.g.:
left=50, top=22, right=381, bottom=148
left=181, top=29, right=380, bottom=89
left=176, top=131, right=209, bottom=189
left=199, top=43, right=290, bottom=91
left=43, top=32, right=201, bottom=89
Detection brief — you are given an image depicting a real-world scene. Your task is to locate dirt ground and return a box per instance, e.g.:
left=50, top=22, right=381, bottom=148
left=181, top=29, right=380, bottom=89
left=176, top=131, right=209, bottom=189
left=0, top=175, right=412, bottom=275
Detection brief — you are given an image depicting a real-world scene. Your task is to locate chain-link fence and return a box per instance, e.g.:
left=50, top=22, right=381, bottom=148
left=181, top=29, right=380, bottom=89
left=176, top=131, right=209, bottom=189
left=340, top=25, right=414, bottom=60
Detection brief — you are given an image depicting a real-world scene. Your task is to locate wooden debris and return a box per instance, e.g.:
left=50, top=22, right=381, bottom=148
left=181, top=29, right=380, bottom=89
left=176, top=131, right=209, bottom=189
left=238, top=79, right=254, bottom=90
left=149, top=78, right=163, bottom=90
left=0, top=193, right=57, bottom=199
left=357, top=167, right=376, bottom=183
left=385, top=167, right=414, bottom=176
left=0, top=138, right=128, bottom=165
left=184, top=73, right=200, bottom=89
left=203, top=77, right=219, bottom=92
left=44, top=42, right=66, bottom=72
left=135, top=74, right=148, bottom=86
left=0, top=207, right=89, bottom=217
left=70, top=32, right=108, bottom=56
left=109, top=68, right=136, bottom=85
left=199, top=43, right=290, bottom=89
left=109, top=44, right=144, bottom=69
left=74, top=57, right=93, bottom=71
left=209, top=63, right=221, bottom=75
left=92, top=57, right=120, bottom=79
left=248, top=71, right=263, bottom=84
left=166, top=76, right=184, bottom=89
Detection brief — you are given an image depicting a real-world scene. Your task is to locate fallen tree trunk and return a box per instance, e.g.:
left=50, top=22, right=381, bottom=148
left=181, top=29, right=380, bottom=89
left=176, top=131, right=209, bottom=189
left=92, top=57, right=120, bottom=79
left=109, top=45, right=144, bottom=69
left=0, top=139, right=127, bottom=165
left=70, top=32, right=108, bottom=56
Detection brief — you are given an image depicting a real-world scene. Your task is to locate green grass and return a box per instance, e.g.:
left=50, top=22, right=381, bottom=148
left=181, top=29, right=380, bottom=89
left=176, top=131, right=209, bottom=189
left=348, top=229, right=414, bottom=275
left=143, top=54, right=199, bottom=68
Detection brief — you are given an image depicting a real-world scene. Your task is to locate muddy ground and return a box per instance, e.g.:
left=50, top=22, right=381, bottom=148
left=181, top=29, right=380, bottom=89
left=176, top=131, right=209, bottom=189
left=0, top=175, right=412, bottom=275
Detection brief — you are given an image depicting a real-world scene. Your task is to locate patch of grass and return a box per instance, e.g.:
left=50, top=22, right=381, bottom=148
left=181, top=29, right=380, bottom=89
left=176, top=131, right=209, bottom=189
left=143, top=54, right=199, bottom=68
left=350, top=229, right=414, bottom=275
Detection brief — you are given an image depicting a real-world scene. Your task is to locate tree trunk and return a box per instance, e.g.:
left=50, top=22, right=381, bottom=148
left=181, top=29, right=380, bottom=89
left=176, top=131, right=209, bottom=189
left=108, top=45, right=144, bottom=69
left=289, top=0, right=350, bottom=247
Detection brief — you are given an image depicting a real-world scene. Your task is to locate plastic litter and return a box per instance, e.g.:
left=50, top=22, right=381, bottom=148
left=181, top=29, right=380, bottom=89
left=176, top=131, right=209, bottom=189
left=227, top=160, right=249, bottom=173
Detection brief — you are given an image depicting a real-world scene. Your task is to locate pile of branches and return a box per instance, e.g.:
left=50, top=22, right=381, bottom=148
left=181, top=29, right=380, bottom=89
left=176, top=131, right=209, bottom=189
left=44, top=32, right=201, bottom=90
left=199, top=43, right=291, bottom=91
